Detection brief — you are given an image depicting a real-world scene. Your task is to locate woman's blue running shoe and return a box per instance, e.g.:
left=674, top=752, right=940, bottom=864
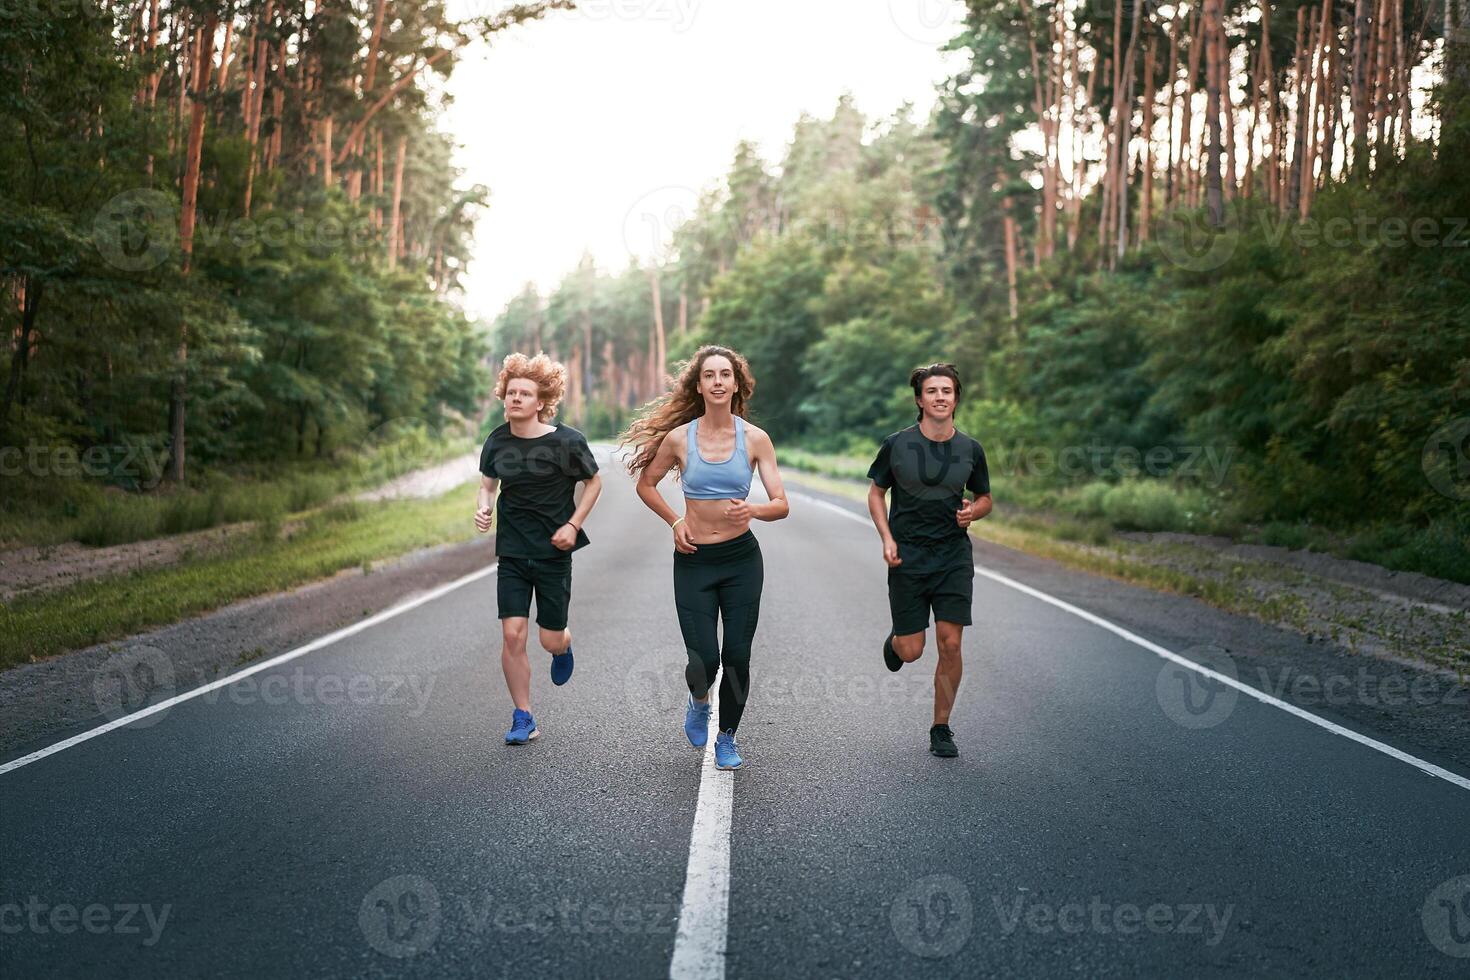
left=684, top=696, right=711, bottom=748
left=714, top=730, right=743, bottom=770
left=550, top=644, right=574, bottom=686
left=505, top=708, right=538, bottom=744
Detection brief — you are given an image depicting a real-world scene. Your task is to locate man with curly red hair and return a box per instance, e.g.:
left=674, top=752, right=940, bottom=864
left=475, top=352, right=603, bottom=745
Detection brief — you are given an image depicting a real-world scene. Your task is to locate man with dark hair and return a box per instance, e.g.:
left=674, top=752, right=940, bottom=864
left=866, top=362, right=992, bottom=758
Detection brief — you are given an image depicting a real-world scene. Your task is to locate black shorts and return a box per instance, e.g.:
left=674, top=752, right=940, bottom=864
left=888, top=563, right=973, bottom=636
left=497, top=554, right=573, bottom=631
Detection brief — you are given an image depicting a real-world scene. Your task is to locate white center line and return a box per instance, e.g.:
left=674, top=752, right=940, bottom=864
left=669, top=686, right=733, bottom=980
left=789, top=489, right=1470, bottom=794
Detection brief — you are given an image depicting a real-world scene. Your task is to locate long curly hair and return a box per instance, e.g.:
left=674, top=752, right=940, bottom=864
left=618, top=344, right=756, bottom=477
left=495, top=352, right=566, bottom=423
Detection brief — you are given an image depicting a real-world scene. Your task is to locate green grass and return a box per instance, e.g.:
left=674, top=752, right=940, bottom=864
left=782, top=447, right=1470, bottom=585
left=0, top=480, right=483, bottom=669
left=0, top=430, right=475, bottom=550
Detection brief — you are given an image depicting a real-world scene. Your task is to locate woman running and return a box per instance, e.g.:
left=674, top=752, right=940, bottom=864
left=619, top=345, right=789, bottom=770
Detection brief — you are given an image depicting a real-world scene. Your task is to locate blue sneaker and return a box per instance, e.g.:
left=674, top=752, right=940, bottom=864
left=505, top=708, right=538, bottom=744
left=550, top=643, right=574, bottom=686
left=714, top=730, right=743, bottom=770
left=684, top=695, right=711, bottom=748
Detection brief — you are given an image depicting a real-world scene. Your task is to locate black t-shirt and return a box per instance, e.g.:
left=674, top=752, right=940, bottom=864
left=868, top=425, right=990, bottom=574
left=479, top=422, right=599, bottom=559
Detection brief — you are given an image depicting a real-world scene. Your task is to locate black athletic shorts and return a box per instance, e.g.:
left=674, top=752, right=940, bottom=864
left=497, top=554, right=573, bottom=630
left=888, top=562, right=974, bottom=636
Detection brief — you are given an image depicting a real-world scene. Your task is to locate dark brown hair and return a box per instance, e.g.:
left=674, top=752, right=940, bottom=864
left=909, top=362, right=963, bottom=421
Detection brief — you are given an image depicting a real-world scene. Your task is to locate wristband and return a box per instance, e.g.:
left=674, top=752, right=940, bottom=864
left=671, top=517, right=685, bottom=530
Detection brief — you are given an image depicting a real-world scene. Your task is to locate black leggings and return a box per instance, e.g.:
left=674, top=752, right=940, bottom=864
left=673, top=530, right=764, bottom=734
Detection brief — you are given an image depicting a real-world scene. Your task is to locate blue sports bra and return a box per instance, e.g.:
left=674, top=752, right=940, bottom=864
left=683, top=415, right=753, bottom=500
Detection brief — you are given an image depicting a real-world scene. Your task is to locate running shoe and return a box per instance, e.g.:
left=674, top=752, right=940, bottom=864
left=883, top=633, right=903, bottom=672
left=684, top=695, right=711, bottom=748
left=929, top=723, right=958, bottom=758
left=505, top=708, right=538, bottom=744
left=550, top=643, right=574, bottom=686
left=714, top=730, right=743, bottom=770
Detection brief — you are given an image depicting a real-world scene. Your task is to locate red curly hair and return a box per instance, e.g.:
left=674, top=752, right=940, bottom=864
left=494, top=352, right=566, bottom=423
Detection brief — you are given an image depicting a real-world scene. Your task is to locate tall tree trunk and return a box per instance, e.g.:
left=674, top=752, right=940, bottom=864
left=1352, top=0, right=1372, bottom=168
left=1141, top=38, right=1157, bottom=242
left=1164, top=9, right=1180, bottom=209
left=1, top=278, right=39, bottom=431
left=1002, top=193, right=1019, bottom=321
left=216, top=16, right=234, bottom=90
left=645, top=307, right=657, bottom=397
left=387, top=134, right=407, bottom=268
left=167, top=13, right=219, bottom=485
left=649, top=269, right=667, bottom=386
left=268, top=38, right=286, bottom=170
left=1287, top=6, right=1312, bottom=216
left=363, top=0, right=389, bottom=93
left=1070, top=41, right=1095, bottom=248
left=582, top=315, right=593, bottom=411
left=1297, top=5, right=1323, bottom=216
left=1180, top=2, right=1204, bottom=210
left=1113, top=5, right=1145, bottom=261
left=1304, top=0, right=1334, bottom=211
left=569, top=345, right=584, bottom=423
left=1099, top=54, right=1115, bottom=255
left=322, top=115, right=333, bottom=187
left=241, top=3, right=271, bottom=217
left=1321, top=20, right=1342, bottom=182
left=1261, top=1, right=1278, bottom=206
left=1373, top=0, right=1393, bottom=153
left=1017, top=0, right=1056, bottom=262
left=1203, top=0, right=1225, bottom=225
left=1219, top=22, right=1238, bottom=202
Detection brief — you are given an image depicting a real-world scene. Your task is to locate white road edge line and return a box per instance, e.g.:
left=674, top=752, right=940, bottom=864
left=789, top=490, right=1470, bottom=794
left=670, top=687, right=732, bottom=980
left=0, top=563, right=499, bottom=778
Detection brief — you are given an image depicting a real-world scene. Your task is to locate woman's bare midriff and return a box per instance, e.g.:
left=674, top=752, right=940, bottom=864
left=683, top=496, right=751, bottom=544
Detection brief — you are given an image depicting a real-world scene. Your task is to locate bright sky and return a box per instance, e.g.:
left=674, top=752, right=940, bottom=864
left=442, top=0, right=967, bottom=322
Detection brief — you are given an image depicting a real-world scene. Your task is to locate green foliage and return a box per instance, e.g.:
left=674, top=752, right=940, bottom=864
left=0, top=0, right=489, bottom=547
left=694, top=234, right=828, bottom=436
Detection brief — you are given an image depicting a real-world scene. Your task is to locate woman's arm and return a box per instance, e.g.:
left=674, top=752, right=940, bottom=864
left=636, top=428, right=697, bottom=553
left=745, top=426, right=789, bottom=522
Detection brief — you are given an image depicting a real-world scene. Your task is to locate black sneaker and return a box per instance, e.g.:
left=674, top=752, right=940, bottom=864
left=883, top=633, right=902, bottom=673
left=929, top=724, right=958, bottom=758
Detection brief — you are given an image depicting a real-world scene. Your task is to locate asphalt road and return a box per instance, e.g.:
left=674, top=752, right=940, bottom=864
left=4, top=459, right=1470, bottom=979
